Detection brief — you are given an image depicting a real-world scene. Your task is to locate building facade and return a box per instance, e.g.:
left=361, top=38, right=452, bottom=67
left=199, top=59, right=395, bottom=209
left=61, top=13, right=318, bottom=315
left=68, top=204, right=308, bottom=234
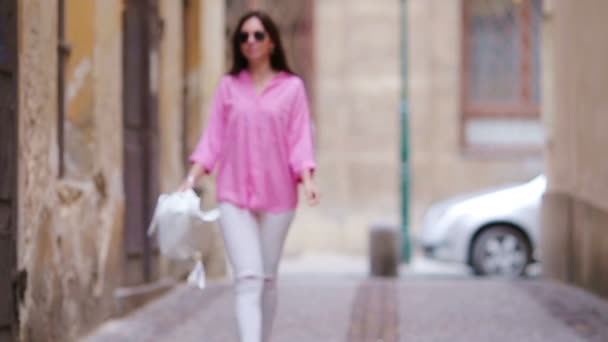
left=541, top=0, right=608, bottom=299
left=1, top=1, right=227, bottom=340
left=408, top=0, right=544, bottom=237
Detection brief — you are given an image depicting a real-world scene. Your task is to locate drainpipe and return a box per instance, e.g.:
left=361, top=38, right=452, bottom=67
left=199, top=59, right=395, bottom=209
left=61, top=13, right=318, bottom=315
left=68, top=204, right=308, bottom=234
left=400, top=0, right=411, bottom=262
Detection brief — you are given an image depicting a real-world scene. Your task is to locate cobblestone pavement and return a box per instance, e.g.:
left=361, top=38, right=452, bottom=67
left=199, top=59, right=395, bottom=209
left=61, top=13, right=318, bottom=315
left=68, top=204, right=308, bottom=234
left=83, top=274, right=608, bottom=342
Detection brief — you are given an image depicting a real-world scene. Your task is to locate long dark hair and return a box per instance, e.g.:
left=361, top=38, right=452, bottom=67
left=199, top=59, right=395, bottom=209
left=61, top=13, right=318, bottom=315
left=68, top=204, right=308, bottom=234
left=228, top=11, right=294, bottom=76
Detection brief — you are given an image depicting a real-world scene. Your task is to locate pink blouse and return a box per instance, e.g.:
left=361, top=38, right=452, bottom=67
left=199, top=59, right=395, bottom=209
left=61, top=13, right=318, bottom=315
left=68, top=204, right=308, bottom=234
left=189, top=70, right=316, bottom=213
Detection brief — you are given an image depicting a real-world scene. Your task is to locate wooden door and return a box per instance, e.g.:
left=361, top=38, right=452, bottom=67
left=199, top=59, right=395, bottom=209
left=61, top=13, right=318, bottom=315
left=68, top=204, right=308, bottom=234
left=122, top=0, right=161, bottom=284
left=0, top=0, right=19, bottom=340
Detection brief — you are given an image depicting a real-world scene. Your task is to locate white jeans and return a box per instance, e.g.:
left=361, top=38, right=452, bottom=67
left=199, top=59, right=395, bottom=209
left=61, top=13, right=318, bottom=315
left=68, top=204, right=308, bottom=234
left=218, top=202, right=295, bottom=342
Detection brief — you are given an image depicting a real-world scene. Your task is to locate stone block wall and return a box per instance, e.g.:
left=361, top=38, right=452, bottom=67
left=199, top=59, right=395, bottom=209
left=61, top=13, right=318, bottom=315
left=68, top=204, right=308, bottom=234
left=541, top=0, right=608, bottom=299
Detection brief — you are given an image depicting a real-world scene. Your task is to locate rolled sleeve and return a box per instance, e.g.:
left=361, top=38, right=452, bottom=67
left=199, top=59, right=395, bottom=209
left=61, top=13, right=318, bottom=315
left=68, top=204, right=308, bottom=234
left=288, top=79, right=316, bottom=180
left=189, top=78, right=227, bottom=173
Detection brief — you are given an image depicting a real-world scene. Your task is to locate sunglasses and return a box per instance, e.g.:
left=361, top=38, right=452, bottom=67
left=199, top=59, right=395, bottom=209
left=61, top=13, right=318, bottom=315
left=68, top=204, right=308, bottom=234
left=239, top=30, right=266, bottom=44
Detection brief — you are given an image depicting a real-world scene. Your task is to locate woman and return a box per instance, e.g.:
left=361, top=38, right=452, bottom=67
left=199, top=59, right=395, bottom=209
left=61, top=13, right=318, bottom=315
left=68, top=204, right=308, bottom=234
left=179, top=10, right=320, bottom=342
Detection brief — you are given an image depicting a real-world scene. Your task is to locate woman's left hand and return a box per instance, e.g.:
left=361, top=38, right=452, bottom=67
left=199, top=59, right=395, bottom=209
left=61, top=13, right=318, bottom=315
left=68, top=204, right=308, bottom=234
left=303, top=180, right=320, bottom=206
left=301, top=169, right=320, bottom=206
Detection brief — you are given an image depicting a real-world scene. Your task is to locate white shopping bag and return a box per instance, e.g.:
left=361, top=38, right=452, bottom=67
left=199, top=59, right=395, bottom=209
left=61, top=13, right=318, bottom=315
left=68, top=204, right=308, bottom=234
left=147, top=189, right=219, bottom=289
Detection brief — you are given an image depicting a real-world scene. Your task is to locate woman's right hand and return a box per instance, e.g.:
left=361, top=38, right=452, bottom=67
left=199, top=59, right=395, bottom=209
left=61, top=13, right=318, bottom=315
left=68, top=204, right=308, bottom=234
left=177, top=180, right=193, bottom=192
left=178, top=164, right=203, bottom=192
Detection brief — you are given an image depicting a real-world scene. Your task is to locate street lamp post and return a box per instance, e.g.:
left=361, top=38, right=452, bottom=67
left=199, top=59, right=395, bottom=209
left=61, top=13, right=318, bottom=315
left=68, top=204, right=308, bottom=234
left=400, top=0, right=411, bottom=263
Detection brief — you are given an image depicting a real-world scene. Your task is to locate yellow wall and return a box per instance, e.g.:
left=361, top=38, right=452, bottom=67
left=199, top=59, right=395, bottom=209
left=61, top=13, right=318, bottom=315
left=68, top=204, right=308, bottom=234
left=62, top=0, right=98, bottom=178
left=65, top=0, right=95, bottom=126
left=184, top=0, right=203, bottom=163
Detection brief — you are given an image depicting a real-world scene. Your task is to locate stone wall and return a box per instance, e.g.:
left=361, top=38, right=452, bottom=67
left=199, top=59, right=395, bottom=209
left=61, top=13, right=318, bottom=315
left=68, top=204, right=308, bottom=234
left=284, top=0, right=402, bottom=256
left=541, top=0, right=608, bottom=299
left=18, top=0, right=125, bottom=340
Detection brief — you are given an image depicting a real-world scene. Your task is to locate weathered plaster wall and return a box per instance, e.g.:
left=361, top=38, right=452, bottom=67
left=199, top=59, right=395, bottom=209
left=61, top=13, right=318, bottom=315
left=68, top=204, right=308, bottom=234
left=18, top=1, right=125, bottom=340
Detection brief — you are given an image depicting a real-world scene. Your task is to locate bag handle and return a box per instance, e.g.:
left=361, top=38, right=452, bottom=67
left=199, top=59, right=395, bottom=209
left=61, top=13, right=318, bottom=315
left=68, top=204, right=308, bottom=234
left=193, top=208, right=221, bottom=222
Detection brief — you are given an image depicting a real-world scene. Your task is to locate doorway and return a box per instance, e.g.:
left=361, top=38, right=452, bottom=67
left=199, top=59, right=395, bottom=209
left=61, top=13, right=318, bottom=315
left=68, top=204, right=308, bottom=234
left=0, top=0, right=19, bottom=339
left=122, top=0, right=162, bottom=285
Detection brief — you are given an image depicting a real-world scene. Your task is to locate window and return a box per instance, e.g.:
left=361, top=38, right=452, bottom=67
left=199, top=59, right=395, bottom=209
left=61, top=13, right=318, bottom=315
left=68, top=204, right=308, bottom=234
left=462, top=0, right=543, bottom=150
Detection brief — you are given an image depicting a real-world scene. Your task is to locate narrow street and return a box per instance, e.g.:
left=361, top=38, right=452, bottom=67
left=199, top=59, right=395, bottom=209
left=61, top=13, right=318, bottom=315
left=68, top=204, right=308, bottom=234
left=84, top=263, right=608, bottom=342
left=5, top=1, right=608, bottom=341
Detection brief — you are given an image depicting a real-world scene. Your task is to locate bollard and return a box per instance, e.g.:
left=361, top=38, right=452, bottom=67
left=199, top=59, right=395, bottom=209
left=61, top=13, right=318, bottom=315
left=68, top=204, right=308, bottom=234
left=369, top=222, right=401, bottom=277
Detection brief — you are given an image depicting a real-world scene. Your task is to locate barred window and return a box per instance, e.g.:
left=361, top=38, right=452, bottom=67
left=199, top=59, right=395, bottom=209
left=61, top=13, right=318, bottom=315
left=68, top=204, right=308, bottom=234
left=463, top=0, right=541, bottom=117
left=462, top=0, right=543, bottom=150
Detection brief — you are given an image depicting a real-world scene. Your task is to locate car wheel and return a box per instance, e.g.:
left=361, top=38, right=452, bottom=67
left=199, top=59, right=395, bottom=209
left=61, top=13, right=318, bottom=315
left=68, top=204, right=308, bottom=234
left=471, top=225, right=531, bottom=277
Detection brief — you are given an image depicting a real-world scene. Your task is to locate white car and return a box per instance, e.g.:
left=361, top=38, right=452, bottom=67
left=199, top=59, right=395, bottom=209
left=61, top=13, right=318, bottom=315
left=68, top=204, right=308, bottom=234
left=418, top=175, right=546, bottom=277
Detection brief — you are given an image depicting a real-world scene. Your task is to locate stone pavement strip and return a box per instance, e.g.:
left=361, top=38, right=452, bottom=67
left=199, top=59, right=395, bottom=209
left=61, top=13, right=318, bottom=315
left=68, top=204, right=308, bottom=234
left=83, top=277, right=608, bottom=342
